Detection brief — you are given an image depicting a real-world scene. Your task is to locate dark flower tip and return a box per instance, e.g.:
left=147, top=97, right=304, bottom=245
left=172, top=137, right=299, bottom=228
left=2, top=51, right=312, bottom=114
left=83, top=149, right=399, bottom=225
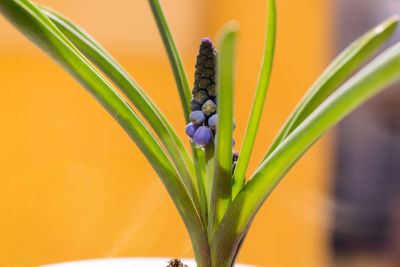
left=201, top=37, right=213, bottom=45
left=199, top=37, right=215, bottom=52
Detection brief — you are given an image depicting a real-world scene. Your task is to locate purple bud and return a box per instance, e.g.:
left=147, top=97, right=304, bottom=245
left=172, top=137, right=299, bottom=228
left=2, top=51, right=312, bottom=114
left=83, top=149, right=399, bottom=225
left=185, top=123, right=197, bottom=138
left=193, top=126, right=213, bottom=147
left=232, top=137, right=235, bottom=147
left=208, top=115, right=235, bottom=131
left=189, top=110, right=206, bottom=125
left=208, top=114, right=217, bottom=130
left=190, top=99, right=202, bottom=111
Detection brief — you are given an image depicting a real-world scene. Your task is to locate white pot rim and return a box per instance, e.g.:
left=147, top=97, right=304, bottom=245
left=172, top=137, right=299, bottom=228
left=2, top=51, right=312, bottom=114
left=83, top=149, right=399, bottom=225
left=40, top=257, right=257, bottom=267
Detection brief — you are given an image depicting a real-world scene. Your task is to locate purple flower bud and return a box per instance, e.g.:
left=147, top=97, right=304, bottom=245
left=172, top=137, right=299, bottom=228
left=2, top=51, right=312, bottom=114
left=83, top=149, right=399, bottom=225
left=208, top=114, right=217, bottom=130
left=208, top=115, right=235, bottom=131
left=189, top=110, right=206, bottom=125
left=232, top=137, right=235, bottom=147
left=185, top=123, right=197, bottom=138
left=190, top=99, right=202, bottom=111
left=193, top=126, right=213, bottom=147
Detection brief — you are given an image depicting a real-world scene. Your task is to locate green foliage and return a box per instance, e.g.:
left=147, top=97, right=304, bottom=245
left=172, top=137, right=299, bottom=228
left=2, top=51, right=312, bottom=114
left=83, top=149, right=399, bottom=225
left=0, top=0, right=399, bottom=266
left=208, top=23, right=238, bottom=241
left=232, top=0, right=276, bottom=198
left=263, top=15, right=399, bottom=160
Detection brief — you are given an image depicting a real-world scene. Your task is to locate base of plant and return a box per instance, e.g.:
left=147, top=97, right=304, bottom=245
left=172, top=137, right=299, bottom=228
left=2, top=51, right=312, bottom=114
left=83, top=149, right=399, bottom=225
left=40, top=257, right=256, bottom=267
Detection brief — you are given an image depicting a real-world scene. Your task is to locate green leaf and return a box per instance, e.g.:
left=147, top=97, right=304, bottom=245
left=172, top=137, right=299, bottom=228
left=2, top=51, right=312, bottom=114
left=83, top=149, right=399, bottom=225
left=208, top=23, right=238, bottom=242
left=147, top=0, right=209, bottom=224
left=0, top=0, right=210, bottom=265
left=204, top=142, right=215, bottom=218
left=232, top=0, right=276, bottom=198
left=263, top=15, right=399, bottom=160
left=147, top=0, right=192, bottom=122
left=194, top=146, right=208, bottom=223
left=40, top=6, right=205, bottom=223
left=211, top=43, right=400, bottom=266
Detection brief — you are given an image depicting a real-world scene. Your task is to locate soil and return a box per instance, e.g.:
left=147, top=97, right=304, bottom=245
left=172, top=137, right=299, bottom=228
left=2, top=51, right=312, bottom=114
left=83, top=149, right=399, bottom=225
left=167, top=258, right=188, bottom=267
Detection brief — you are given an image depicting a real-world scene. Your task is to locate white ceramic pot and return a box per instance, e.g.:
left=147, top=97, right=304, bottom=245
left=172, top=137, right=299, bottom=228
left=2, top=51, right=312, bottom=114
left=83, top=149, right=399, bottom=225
left=40, top=258, right=257, bottom=267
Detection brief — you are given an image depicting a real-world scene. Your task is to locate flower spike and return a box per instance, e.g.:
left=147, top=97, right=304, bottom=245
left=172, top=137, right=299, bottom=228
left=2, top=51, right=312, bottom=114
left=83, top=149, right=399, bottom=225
left=185, top=37, right=236, bottom=150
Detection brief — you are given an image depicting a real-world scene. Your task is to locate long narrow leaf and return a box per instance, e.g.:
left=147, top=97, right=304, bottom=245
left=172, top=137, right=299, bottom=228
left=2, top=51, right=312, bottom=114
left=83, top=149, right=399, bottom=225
left=195, top=146, right=208, bottom=223
left=232, top=0, right=276, bottom=198
left=40, top=7, right=205, bottom=221
left=208, top=23, right=238, bottom=242
left=263, top=16, right=399, bottom=161
left=147, top=0, right=208, bottom=223
left=205, top=142, right=215, bottom=216
left=0, top=1, right=210, bottom=265
left=211, top=43, right=400, bottom=266
left=147, top=0, right=192, bottom=121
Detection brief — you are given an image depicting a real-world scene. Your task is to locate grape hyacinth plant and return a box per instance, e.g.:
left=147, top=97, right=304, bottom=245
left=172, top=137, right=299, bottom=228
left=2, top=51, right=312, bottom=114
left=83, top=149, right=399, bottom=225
left=1, top=0, right=400, bottom=266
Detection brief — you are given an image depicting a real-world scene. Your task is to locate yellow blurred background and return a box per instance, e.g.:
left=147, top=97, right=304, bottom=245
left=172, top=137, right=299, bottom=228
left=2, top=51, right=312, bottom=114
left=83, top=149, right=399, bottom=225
left=0, top=0, right=333, bottom=266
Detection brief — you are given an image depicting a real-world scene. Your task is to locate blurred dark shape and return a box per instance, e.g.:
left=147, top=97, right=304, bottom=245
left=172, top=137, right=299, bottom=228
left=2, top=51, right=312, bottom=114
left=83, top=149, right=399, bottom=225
left=333, top=0, right=400, bottom=266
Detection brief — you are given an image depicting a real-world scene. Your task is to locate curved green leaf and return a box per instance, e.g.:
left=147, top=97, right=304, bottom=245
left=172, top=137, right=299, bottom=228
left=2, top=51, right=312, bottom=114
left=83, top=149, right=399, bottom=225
left=0, top=0, right=210, bottom=265
left=147, top=0, right=192, bottom=121
left=263, top=15, right=399, bottom=161
left=208, top=23, right=238, bottom=242
left=232, top=0, right=276, bottom=198
left=147, top=0, right=208, bottom=224
left=211, top=43, right=400, bottom=266
left=39, top=7, right=204, bottom=222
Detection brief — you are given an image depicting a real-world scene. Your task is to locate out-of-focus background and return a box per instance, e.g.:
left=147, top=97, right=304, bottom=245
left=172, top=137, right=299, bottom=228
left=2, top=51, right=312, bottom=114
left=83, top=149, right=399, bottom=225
left=0, top=0, right=398, bottom=266
left=333, top=1, right=400, bottom=267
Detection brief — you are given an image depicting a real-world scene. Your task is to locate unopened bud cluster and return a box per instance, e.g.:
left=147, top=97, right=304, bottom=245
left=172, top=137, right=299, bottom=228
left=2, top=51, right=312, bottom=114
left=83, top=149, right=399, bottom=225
left=185, top=37, right=236, bottom=149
